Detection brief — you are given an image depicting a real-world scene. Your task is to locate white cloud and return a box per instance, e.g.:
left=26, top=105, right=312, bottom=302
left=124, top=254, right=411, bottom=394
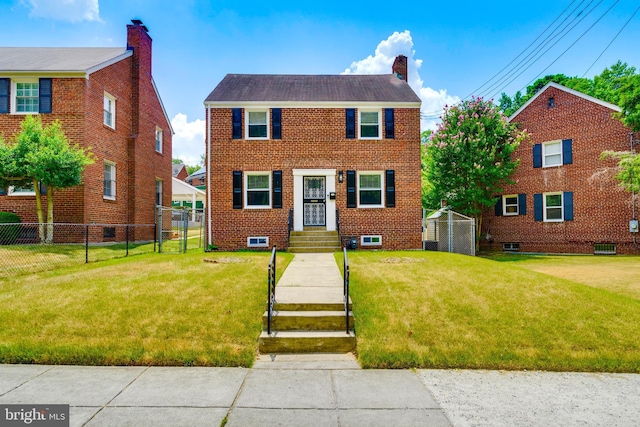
left=343, top=30, right=459, bottom=130
left=171, top=113, right=206, bottom=166
left=23, top=0, right=101, bottom=22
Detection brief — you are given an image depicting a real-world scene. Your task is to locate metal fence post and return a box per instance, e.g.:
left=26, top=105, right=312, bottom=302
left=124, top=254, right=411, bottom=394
left=183, top=207, right=188, bottom=253
left=126, top=225, right=130, bottom=257
left=157, top=206, right=163, bottom=254
left=85, top=224, right=89, bottom=263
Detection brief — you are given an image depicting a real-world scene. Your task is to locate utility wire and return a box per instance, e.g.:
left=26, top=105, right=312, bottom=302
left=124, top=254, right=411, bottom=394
left=581, top=4, right=640, bottom=77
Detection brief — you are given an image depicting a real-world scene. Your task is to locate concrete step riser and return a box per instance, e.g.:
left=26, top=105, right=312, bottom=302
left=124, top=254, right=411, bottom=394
left=263, top=315, right=354, bottom=331
left=273, top=303, right=351, bottom=312
left=289, top=241, right=341, bottom=247
left=288, top=247, right=340, bottom=253
left=259, top=336, right=356, bottom=353
left=289, top=237, right=341, bottom=243
left=290, top=231, right=339, bottom=237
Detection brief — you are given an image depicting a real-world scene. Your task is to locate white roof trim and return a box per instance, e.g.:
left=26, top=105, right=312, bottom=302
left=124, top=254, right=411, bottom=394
left=152, top=78, right=175, bottom=135
left=204, top=101, right=421, bottom=109
left=508, top=82, right=621, bottom=122
left=85, top=50, right=133, bottom=77
left=172, top=177, right=206, bottom=201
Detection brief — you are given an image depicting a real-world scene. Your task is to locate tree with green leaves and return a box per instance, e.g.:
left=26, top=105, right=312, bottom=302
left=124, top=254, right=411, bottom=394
left=420, top=130, right=433, bottom=208
left=0, top=116, right=93, bottom=243
left=424, top=97, right=529, bottom=247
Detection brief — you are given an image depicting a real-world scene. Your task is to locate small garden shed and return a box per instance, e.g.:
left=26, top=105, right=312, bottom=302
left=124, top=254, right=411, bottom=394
left=423, top=208, right=475, bottom=256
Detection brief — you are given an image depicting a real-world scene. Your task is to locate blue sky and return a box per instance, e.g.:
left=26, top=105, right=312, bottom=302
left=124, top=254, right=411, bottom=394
left=1, top=0, right=639, bottom=165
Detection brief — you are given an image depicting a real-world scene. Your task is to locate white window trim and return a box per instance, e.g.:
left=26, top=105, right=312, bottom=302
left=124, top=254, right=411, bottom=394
left=543, top=191, right=563, bottom=222
left=542, top=140, right=562, bottom=168
left=8, top=185, right=35, bottom=196
left=247, top=236, right=269, bottom=248
left=361, top=235, right=382, bottom=246
left=10, top=78, right=39, bottom=115
left=502, top=194, right=519, bottom=216
left=104, top=161, right=116, bottom=200
left=244, top=171, right=271, bottom=209
left=357, top=171, right=384, bottom=208
left=155, top=126, right=163, bottom=153
left=245, top=109, right=270, bottom=140
left=358, top=109, right=382, bottom=140
left=103, top=92, right=116, bottom=129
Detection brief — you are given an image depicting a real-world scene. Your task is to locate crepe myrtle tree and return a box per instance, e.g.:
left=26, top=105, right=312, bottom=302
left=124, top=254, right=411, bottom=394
left=0, top=115, right=93, bottom=243
left=424, top=97, right=529, bottom=247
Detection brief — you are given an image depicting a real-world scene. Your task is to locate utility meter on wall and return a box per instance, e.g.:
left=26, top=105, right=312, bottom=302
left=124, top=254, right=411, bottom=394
left=631, top=220, right=639, bottom=233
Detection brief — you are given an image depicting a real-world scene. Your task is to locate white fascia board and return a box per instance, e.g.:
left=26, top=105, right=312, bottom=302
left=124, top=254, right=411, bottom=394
left=85, top=50, right=133, bottom=77
left=0, top=71, right=86, bottom=78
left=152, top=77, right=175, bottom=135
left=204, top=101, right=421, bottom=109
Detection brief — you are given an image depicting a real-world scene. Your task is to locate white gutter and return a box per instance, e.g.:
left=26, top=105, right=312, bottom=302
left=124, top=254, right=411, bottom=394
left=206, top=105, right=212, bottom=247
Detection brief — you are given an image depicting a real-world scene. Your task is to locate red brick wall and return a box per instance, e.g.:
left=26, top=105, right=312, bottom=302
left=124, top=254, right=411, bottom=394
left=481, top=86, right=639, bottom=254
left=207, top=106, right=422, bottom=250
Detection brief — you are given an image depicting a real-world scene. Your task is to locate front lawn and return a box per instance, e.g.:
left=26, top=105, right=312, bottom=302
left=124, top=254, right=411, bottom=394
left=0, top=250, right=292, bottom=367
left=343, top=251, right=640, bottom=372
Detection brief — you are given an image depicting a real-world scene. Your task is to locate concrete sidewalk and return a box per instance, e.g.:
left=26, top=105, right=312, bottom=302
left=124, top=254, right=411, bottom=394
left=2, top=361, right=640, bottom=426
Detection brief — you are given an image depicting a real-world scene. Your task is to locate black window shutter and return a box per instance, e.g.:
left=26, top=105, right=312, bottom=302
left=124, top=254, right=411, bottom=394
left=346, top=170, right=356, bottom=208
left=533, top=193, right=543, bottom=221
left=272, top=170, right=282, bottom=208
left=39, top=182, right=47, bottom=195
left=232, top=171, right=243, bottom=209
left=272, top=108, right=282, bottom=140
left=518, top=194, right=527, bottom=216
left=0, top=78, right=9, bottom=114
left=494, top=197, right=503, bottom=216
left=385, top=170, right=395, bottom=207
left=562, top=139, right=573, bottom=165
left=0, top=188, right=6, bottom=196
left=38, top=78, right=52, bottom=114
left=563, top=191, right=574, bottom=221
left=232, top=108, right=242, bottom=139
left=345, top=108, right=356, bottom=139
left=533, top=144, right=542, bottom=168
left=384, top=108, right=395, bottom=139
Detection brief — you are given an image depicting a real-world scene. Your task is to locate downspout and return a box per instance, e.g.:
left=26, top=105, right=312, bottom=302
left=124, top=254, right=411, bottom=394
left=207, top=105, right=212, bottom=247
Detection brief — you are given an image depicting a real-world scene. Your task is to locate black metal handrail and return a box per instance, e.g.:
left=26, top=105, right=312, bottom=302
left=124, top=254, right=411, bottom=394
left=343, top=246, right=350, bottom=334
left=287, top=208, right=293, bottom=245
left=267, top=245, right=277, bottom=335
left=336, top=208, right=341, bottom=245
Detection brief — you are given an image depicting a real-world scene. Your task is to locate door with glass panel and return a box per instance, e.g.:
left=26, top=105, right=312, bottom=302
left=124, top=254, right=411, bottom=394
left=303, top=176, right=326, bottom=227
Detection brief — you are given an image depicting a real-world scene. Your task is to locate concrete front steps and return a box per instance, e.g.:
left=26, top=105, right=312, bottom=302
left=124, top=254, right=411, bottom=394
left=288, top=230, right=341, bottom=253
left=259, top=300, right=355, bottom=354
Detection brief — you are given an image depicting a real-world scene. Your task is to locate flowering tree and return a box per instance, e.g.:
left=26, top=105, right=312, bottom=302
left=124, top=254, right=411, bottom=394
left=424, top=97, right=529, bottom=245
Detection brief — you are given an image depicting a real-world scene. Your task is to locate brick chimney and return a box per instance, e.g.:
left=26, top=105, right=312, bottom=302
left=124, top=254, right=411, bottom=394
left=127, top=19, right=152, bottom=76
left=392, top=55, right=408, bottom=82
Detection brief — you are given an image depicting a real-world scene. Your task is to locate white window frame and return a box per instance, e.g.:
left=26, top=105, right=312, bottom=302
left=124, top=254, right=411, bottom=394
left=155, top=179, right=163, bottom=207
left=247, top=236, right=269, bottom=248
left=502, top=195, right=519, bottom=216
left=104, top=161, right=116, bottom=200
left=357, top=171, right=384, bottom=208
left=245, top=109, right=269, bottom=140
left=103, top=92, right=116, bottom=129
left=8, top=184, right=36, bottom=196
left=11, top=78, right=39, bottom=114
left=155, top=127, right=163, bottom=153
left=361, top=235, right=382, bottom=246
left=543, top=192, right=563, bottom=222
left=358, top=109, right=381, bottom=140
left=542, top=140, right=562, bottom=167
left=244, top=171, right=271, bottom=209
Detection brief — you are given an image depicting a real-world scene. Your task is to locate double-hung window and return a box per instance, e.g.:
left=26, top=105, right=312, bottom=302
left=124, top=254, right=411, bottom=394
left=8, top=184, right=35, bottom=196
left=245, top=172, right=271, bottom=208
left=358, top=172, right=383, bottom=207
left=104, top=162, right=116, bottom=200
left=544, top=192, right=563, bottom=222
left=104, top=92, right=116, bottom=128
left=543, top=140, right=562, bottom=167
left=246, top=110, right=268, bottom=139
left=155, top=127, right=163, bottom=153
left=15, top=81, right=39, bottom=113
left=359, top=110, right=381, bottom=139
left=503, top=195, right=519, bottom=216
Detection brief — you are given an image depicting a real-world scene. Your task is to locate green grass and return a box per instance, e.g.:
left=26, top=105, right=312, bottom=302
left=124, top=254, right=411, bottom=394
left=0, top=250, right=293, bottom=367
left=341, top=251, right=640, bottom=372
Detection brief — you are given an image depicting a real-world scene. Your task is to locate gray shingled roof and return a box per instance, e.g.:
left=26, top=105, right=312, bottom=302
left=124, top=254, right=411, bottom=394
left=0, top=47, right=129, bottom=72
left=205, top=74, right=421, bottom=104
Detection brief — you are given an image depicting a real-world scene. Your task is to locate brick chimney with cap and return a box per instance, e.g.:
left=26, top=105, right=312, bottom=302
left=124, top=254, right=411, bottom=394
left=392, top=55, right=408, bottom=82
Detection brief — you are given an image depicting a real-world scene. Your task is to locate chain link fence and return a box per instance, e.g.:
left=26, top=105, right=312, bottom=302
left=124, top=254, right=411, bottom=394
left=157, top=206, right=205, bottom=254
left=0, top=223, right=157, bottom=277
left=423, top=208, right=476, bottom=256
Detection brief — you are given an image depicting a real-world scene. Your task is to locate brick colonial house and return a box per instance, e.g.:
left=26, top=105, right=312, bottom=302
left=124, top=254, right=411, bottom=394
left=0, top=20, right=172, bottom=229
left=482, top=82, right=638, bottom=254
left=204, top=55, right=422, bottom=250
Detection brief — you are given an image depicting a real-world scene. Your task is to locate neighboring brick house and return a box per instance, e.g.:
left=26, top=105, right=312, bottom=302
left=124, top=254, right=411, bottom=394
left=204, top=55, right=422, bottom=250
left=482, top=82, right=638, bottom=254
left=173, top=163, right=189, bottom=181
left=186, top=167, right=206, bottom=187
left=0, top=20, right=172, bottom=231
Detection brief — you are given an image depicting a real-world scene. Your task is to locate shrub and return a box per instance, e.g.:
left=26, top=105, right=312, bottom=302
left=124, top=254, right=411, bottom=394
left=0, top=212, right=21, bottom=245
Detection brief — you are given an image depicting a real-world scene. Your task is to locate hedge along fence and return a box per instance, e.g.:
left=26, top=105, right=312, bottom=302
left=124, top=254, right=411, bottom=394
left=0, top=222, right=157, bottom=278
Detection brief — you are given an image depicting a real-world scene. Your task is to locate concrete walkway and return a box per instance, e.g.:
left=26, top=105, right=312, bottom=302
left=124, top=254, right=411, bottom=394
left=2, top=361, right=640, bottom=426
